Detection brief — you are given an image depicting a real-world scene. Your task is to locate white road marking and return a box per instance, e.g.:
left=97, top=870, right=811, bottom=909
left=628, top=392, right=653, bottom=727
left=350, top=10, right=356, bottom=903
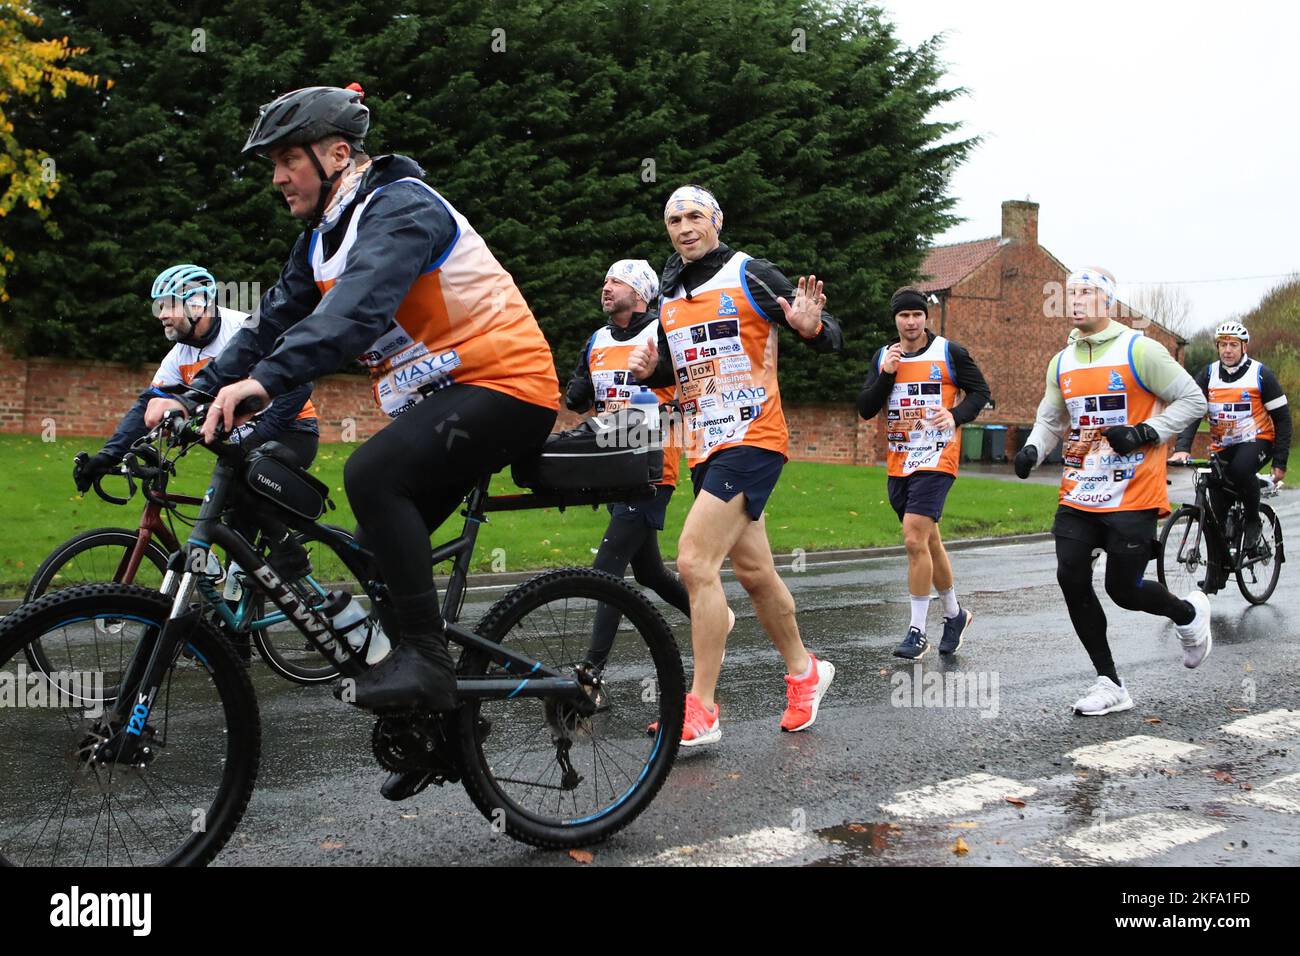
left=880, top=773, right=1037, bottom=820
left=1066, top=735, right=1201, bottom=773
left=637, top=826, right=821, bottom=867
left=1235, top=772, right=1300, bottom=815
left=1058, top=813, right=1226, bottom=863
left=1220, top=709, right=1300, bottom=742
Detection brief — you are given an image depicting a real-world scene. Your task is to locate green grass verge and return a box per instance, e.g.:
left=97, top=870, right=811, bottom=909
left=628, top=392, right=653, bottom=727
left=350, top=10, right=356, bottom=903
left=0, top=435, right=1060, bottom=595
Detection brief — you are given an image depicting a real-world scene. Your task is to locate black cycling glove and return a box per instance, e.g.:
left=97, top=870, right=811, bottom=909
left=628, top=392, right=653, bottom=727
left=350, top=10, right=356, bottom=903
left=1103, top=422, right=1160, bottom=455
left=73, top=450, right=118, bottom=493
left=1014, top=444, right=1038, bottom=480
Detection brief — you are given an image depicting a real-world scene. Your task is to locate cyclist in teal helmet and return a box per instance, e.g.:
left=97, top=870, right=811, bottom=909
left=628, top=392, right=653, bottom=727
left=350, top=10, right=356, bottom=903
left=73, top=264, right=320, bottom=493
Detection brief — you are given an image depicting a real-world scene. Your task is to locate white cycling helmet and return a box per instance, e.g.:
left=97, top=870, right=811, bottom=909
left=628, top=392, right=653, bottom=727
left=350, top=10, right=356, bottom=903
left=1214, top=321, right=1250, bottom=343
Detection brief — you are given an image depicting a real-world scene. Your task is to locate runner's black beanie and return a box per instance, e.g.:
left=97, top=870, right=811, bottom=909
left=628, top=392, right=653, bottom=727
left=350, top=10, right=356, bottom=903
left=891, top=289, right=929, bottom=317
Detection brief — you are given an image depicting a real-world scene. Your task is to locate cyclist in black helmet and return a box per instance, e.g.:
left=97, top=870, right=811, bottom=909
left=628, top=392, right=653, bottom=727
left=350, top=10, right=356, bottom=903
left=145, top=86, right=561, bottom=732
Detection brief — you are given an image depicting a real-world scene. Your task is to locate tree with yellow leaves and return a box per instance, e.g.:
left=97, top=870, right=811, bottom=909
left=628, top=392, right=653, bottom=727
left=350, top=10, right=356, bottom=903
left=0, top=0, right=100, bottom=301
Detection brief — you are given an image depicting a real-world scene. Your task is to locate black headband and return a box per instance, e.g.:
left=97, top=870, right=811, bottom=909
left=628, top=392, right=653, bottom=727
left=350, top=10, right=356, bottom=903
left=891, top=290, right=929, bottom=317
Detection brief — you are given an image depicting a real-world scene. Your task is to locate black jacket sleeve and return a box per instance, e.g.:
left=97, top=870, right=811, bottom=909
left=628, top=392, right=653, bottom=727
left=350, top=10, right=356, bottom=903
left=948, top=341, right=992, bottom=427
left=99, top=390, right=155, bottom=458
left=633, top=322, right=677, bottom=389
left=1260, top=366, right=1291, bottom=469
left=741, top=259, right=843, bottom=353
left=564, top=334, right=596, bottom=412
left=190, top=237, right=322, bottom=396
left=1174, top=366, right=1211, bottom=454
left=856, top=349, right=892, bottom=421
left=246, top=382, right=319, bottom=443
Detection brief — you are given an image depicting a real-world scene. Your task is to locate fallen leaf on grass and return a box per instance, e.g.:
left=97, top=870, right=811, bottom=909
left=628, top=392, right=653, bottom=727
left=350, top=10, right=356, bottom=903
left=568, top=849, right=594, bottom=864
left=953, top=837, right=970, bottom=856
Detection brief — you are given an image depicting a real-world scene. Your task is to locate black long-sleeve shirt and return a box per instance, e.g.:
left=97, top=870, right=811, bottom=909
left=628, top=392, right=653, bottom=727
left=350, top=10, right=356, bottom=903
left=634, top=242, right=842, bottom=388
left=565, top=308, right=659, bottom=412
left=856, top=330, right=991, bottom=426
left=1174, top=359, right=1292, bottom=470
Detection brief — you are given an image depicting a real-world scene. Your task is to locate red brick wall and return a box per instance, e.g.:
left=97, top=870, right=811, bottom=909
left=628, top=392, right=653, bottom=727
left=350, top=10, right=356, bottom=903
left=0, top=337, right=1200, bottom=466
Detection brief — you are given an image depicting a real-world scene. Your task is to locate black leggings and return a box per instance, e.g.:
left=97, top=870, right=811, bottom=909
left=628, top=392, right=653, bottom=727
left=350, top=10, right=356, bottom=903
left=344, top=385, right=556, bottom=636
left=1055, top=536, right=1195, bottom=684
left=1210, top=440, right=1272, bottom=526
left=587, top=516, right=691, bottom=668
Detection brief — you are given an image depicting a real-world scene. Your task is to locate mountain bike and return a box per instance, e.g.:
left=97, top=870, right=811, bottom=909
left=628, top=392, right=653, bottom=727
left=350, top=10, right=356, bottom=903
left=1157, top=457, right=1285, bottom=604
left=0, top=404, right=684, bottom=865
left=33, top=442, right=357, bottom=685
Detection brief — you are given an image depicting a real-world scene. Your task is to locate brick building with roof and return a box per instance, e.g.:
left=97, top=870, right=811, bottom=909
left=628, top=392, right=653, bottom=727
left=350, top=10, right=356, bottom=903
left=914, top=199, right=1186, bottom=444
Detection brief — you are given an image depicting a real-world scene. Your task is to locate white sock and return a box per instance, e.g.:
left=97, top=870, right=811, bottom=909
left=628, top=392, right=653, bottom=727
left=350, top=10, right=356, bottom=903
left=939, top=587, right=959, bottom=619
left=910, top=596, right=930, bottom=633
left=791, top=658, right=813, bottom=680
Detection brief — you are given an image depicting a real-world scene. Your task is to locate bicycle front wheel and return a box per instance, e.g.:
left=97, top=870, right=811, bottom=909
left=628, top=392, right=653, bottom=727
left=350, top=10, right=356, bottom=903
left=23, top=528, right=171, bottom=700
left=0, top=584, right=261, bottom=866
left=1237, top=503, right=1283, bottom=604
left=1157, top=506, right=1206, bottom=597
left=455, top=568, right=684, bottom=848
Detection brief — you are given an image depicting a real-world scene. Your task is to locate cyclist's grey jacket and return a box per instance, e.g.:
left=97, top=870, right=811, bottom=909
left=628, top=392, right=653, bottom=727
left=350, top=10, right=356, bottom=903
left=191, top=155, right=458, bottom=400
left=1173, top=358, right=1291, bottom=470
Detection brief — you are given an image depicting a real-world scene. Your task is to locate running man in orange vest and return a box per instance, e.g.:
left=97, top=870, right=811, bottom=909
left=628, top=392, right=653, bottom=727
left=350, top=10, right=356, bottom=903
left=1013, top=268, right=1210, bottom=716
left=1171, top=321, right=1290, bottom=574
left=146, top=86, right=560, bottom=730
left=857, top=287, right=991, bottom=659
left=564, top=259, right=698, bottom=684
left=628, top=185, right=843, bottom=747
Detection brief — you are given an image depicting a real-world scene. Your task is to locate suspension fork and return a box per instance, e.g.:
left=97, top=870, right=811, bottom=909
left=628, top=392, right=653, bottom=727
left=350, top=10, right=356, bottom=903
left=98, top=466, right=237, bottom=759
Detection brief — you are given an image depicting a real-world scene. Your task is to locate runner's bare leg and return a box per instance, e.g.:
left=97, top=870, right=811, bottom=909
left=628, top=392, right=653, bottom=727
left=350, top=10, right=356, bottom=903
left=676, top=491, right=751, bottom=710
left=729, top=513, right=810, bottom=675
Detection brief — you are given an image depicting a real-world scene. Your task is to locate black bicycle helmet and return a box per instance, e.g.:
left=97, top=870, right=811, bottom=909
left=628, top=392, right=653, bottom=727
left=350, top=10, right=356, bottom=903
left=242, top=84, right=369, bottom=157
left=244, top=84, right=370, bottom=230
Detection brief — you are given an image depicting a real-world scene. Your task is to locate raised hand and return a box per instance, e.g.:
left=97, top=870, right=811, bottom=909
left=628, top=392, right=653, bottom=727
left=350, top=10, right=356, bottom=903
left=777, top=275, right=826, bottom=338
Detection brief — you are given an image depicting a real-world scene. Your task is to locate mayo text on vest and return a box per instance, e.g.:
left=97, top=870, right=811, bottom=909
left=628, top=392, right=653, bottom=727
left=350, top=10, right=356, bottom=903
left=49, top=886, right=152, bottom=936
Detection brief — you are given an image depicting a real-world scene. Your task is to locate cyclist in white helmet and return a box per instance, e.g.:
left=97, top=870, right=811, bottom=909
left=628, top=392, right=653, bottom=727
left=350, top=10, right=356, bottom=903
left=1172, top=321, right=1290, bottom=573
left=73, top=264, right=319, bottom=494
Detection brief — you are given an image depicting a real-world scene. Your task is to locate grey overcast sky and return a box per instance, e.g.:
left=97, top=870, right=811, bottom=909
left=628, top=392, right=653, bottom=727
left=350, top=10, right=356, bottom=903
left=881, top=0, right=1299, bottom=333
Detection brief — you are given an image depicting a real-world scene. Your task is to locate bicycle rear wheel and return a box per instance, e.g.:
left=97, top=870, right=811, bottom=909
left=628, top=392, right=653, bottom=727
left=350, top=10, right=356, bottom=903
left=23, top=528, right=171, bottom=701
left=1236, top=503, right=1283, bottom=604
left=1157, top=506, right=1207, bottom=597
left=0, top=584, right=260, bottom=866
left=455, top=568, right=684, bottom=848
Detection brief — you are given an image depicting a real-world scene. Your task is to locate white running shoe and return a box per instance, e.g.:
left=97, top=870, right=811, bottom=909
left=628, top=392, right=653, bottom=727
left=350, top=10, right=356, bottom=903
left=1073, top=676, right=1134, bottom=716
left=1175, top=590, right=1213, bottom=669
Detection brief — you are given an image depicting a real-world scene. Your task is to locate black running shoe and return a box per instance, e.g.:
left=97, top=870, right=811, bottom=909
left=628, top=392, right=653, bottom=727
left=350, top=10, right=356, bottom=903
left=939, top=606, right=973, bottom=655
left=893, top=626, right=928, bottom=660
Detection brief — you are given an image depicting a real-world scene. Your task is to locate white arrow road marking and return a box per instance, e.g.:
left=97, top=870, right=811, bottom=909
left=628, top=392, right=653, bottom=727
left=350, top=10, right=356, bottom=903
left=1066, top=735, right=1201, bottom=773
left=880, top=773, right=1037, bottom=820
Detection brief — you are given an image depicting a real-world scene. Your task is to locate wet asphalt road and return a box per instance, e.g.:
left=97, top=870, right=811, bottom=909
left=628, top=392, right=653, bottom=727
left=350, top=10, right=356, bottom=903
left=216, top=472, right=1300, bottom=867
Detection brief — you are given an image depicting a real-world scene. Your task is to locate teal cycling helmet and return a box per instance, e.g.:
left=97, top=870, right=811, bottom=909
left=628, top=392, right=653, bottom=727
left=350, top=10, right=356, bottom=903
left=151, top=264, right=218, bottom=341
left=152, top=264, right=217, bottom=304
